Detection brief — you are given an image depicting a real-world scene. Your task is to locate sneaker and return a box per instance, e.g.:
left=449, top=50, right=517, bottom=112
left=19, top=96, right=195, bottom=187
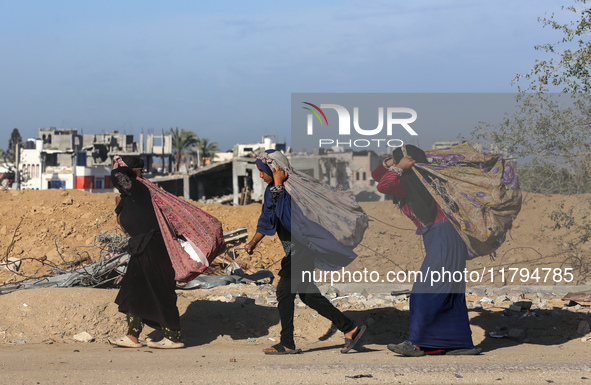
left=387, top=340, right=425, bottom=357
left=147, top=337, right=185, bottom=349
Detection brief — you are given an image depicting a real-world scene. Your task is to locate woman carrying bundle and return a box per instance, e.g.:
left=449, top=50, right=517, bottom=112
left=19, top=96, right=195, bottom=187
left=109, top=156, right=184, bottom=349
left=372, top=145, right=480, bottom=356
left=245, top=149, right=367, bottom=355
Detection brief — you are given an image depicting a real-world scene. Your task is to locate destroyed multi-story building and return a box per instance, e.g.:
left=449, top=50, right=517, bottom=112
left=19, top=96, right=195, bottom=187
left=151, top=136, right=387, bottom=205
left=18, top=130, right=387, bottom=203
left=19, top=128, right=173, bottom=191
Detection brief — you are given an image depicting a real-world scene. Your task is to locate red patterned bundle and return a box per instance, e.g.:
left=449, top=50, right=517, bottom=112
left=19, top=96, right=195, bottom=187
left=114, top=155, right=225, bottom=282
left=139, top=178, right=226, bottom=282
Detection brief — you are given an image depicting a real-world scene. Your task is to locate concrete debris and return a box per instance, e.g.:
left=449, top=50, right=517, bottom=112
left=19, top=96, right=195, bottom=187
left=0, top=228, right=276, bottom=294
left=468, top=287, right=486, bottom=297
left=61, top=198, right=73, bottom=205
left=509, top=304, right=523, bottom=312
left=324, top=286, right=341, bottom=298
left=507, top=291, right=524, bottom=300
left=347, top=296, right=359, bottom=304
left=494, top=296, right=509, bottom=307
left=562, top=291, right=591, bottom=305
left=516, top=301, right=533, bottom=310
left=73, top=332, right=94, bottom=343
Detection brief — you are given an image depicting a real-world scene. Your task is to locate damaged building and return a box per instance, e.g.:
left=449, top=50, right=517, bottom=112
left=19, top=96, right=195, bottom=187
left=18, top=129, right=386, bottom=203
left=18, top=128, right=173, bottom=191
left=151, top=137, right=385, bottom=204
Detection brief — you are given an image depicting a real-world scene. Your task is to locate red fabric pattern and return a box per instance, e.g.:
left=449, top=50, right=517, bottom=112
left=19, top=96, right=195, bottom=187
left=372, top=163, right=446, bottom=229
left=140, top=178, right=226, bottom=282
left=114, top=155, right=225, bottom=282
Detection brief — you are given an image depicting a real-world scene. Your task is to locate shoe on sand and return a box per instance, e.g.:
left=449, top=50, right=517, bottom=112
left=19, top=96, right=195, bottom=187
left=341, top=325, right=367, bottom=354
left=446, top=347, right=482, bottom=355
left=109, top=336, right=143, bottom=348
left=147, top=337, right=185, bottom=349
left=263, top=343, right=303, bottom=355
left=387, top=340, right=425, bottom=357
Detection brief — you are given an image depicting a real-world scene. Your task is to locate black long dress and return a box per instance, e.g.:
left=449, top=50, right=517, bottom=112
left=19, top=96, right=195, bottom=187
left=112, top=167, right=181, bottom=330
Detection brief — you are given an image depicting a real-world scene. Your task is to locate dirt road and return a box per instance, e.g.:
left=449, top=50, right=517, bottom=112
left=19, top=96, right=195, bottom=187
left=0, top=339, right=589, bottom=385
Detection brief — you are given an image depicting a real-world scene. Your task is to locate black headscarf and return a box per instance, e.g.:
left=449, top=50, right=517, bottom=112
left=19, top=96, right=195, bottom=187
left=120, top=156, right=144, bottom=169
left=392, top=145, right=438, bottom=227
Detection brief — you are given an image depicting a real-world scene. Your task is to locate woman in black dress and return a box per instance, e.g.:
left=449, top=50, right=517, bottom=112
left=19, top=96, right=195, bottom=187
left=110, top=156, right=183, bottom=349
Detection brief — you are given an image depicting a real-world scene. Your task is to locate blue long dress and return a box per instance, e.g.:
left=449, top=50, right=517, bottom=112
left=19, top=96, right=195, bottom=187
left=408, top=219, right=474, bottom=349
left=372, top=162, right=474, bottom=350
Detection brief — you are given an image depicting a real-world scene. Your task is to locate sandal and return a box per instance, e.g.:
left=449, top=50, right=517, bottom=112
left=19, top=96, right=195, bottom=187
left=263, top=343, right=302, bottom=355
left=146, top=337, right=185, bottom=349
left=387, top=340, right=425, bottom=357
left=109, top=335, right=143, bottom=348
left=341, top=325, right=367, bottom=354
left=446, top=347, right=482, bottom=355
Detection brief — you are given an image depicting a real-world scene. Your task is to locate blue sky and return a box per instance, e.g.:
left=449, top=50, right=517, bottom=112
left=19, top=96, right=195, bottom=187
left=0, top=0, right=571, bottom=152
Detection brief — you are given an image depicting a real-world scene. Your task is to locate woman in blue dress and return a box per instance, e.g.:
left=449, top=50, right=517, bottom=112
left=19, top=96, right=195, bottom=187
left=372, top=145, right=480, bottom=356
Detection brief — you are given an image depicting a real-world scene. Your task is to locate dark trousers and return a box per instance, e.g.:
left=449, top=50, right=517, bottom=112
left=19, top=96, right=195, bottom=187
left=276, top=253, right=356, bottom=349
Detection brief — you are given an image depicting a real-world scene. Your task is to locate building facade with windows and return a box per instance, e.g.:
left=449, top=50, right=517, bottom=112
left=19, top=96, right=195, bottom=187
left=18, top=128, right=172, bottom=191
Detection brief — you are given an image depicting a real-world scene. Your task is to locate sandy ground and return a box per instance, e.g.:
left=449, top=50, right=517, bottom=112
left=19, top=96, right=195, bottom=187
left=0, top=188, right=590, bottom=384
left=0, top=341, right=590, bottom=385
left=0, top=286, right=590, bottom=385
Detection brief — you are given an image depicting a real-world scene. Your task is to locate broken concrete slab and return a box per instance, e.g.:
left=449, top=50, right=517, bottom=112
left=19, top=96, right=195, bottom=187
left=73, top=331, right=94, bottom=343
left=509, top=304, right=523, bottom=312
left=562, top=291, right=591, bottom=305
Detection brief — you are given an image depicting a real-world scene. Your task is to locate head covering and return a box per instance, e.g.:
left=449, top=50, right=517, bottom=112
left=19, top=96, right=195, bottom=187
left=255, top=150, right=275, bottom=177
left=114, top=154, right=144, bottom=169
left=392, top=145, right=438, bottom=226
left=256, top=149, right=368, bottom=257
left=121, top=156, right=144, bottom=169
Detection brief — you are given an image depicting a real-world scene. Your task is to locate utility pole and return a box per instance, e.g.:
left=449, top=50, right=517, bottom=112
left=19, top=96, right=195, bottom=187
left=14, top=143, right=20, bottom=190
